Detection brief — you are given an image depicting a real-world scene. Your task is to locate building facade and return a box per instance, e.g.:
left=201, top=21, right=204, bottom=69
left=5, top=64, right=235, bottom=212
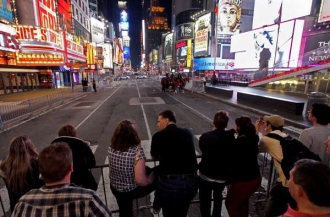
left=72, top=0, right=91, bottom=41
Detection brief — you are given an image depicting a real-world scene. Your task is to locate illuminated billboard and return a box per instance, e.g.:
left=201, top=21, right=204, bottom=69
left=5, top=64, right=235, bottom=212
left=37, top=0, right=57, bottom=30
left=119, top=22, right=129, bottom=31
left=176, top=23, right=194, bottom=41
left=164, top=33, right=173, bottom=62
left=103, top=43, right=112, bottom=68
left=152, top=49, right=158, bottom=63
left=91, top=17, right=104, bottom=43
left=0, top=0, right=13, bottom=22
left=281, top=0, right=312, bottom=22
left=231, top=20, right=304, bottom=69
left=252, top=0, right=282, bottom=29
left=120, top=10, right=128, bottom=22
left=318, top=0, right=330, bottom=23
left=194, top=13, right=211, bottom=57
left=215, top=0, right=241, bottom=40
left=123, top=46, right=130, bottom=59
left=57, top=0, right=72, bottom=32
left=303, top=32, right=330, bottom=65
left=193, top=58, right=235, bottom=70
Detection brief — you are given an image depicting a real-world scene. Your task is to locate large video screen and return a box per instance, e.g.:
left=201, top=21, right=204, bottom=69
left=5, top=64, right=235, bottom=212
left=281, top=0, right=312, bottom=22
left=231, top=20, right=304, bottom=69
left=318, top=0, right=330, bottom=23
left=252, top=0, right=282, bottom=29
left=164, top=33, right=173, bottom=61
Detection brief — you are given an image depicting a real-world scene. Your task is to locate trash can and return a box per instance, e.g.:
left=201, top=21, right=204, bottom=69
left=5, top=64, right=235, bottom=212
left=305, top=92, right=329, bottom=116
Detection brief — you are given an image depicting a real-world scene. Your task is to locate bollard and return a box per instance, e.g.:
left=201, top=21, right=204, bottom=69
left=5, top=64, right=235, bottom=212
left=0, top=113, right=5, bottom=132
left=27, top=100, right=34, bottom=118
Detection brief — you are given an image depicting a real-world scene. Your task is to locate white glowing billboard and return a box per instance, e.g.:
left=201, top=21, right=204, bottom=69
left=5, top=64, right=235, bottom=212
left=231, top=20, right=304, bottom=69
left=318, top=0, right=330, bottom=23
left=252, top=0, right=282, bottom=29
left=194, top=13, right=211, bottom=57
left=281, top=0, right=312, bottom=22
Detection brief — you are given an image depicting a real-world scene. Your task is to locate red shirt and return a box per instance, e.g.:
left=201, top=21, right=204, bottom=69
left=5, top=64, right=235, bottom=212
left=282, top=207, right=330, bottom=217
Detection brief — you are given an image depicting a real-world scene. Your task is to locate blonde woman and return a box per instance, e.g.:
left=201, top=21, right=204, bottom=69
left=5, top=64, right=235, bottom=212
left=0, top=136, right=43, bottom=212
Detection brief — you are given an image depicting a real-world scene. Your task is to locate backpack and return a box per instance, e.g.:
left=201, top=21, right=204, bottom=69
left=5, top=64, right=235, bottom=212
left=266, top=133, right=322, bottom=180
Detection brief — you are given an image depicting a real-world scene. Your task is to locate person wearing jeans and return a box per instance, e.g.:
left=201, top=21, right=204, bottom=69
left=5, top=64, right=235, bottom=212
left=151, top=110, right=199, bottom=217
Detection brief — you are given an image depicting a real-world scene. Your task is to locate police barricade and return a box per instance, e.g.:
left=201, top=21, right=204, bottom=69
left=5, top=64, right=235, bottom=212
left=92, top=153, right=276, bottom=216
left=191, top=80, right=205, bottom=93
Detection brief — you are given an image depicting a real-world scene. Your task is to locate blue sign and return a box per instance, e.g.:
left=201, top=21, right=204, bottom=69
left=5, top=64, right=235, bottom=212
left=120, top=10, right=128, bottom=22
left=193, top=58, right=235, bottom=70
left=123, top=46, right=130, bottom=59
left=119, top=22, right=129, bottom=31
left=0, top=0, right=13, bottom=22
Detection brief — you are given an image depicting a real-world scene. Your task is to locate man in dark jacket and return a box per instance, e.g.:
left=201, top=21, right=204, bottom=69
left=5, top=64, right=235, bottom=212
left=199, top=110, right=235, bottom=217
left=151, top=110, right=199, bottom=217
left=51, top=124, right=97, bottom=190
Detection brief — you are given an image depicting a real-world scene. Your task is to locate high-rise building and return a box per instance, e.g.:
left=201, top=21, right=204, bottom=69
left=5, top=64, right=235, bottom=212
left=143, top=0, right=170, bottom=69
left=72, top=0, right=91, bottom=41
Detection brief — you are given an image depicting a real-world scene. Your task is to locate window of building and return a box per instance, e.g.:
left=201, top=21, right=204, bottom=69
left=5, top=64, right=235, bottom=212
left=79, top=0, right=81, bottom=7
left=82, top=3, right=84, bottom=12
left=72, top=5, right=75, bottom=15
left=84, top=17, right=86, bottom=26
left=80, top=13, right=82, bottom=23
left=76, top=9, right=78, bottom=18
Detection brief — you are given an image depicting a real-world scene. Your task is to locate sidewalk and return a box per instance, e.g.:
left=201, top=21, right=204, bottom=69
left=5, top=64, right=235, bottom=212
left=185, top=81, right=312, bottom=128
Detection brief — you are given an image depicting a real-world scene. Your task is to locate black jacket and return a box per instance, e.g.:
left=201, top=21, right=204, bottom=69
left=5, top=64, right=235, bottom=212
left=51, top=136, right=97, bottom=190
left=151, top=124, right=198, bottom=175
left=199, top=129, right=235, bottom=181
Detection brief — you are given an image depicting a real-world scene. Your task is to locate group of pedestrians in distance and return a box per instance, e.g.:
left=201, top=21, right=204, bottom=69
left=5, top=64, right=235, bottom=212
left=0, top=102, right=330, bottom=217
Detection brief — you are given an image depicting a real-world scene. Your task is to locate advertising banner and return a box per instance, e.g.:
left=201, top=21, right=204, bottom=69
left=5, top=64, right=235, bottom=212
left=120, top=10, right=128, bottom=22
left=152, top=49, right=158, bottom=63
left=103, top=43, right=112, bottom=68
left=215, top=0, right=241, bottom=40
left=91, top=17, right=105, bottom=43
left=194, top=13, right=211, bottom=57
left=0, top=0, right=13, bottom=22
left=187, top=40, right=192, bottom=67
left=164, top=33, right=173, bottom=62
left=176, top=41, right=187, bottom=66
left=57, top=0, right=72, bottom=32
left=231, top=20, right=304, bottom=69
left=193, top=57, right=235, bottom=70
left=281, top=0, right=312, bottom=22
left=318, top=0, right=330, bottom=23
left=37, top=0, right=57, bottom=30
left=123, top=46, right=130, bottom=59
left=303, top=33, right=330, bottom=65
left=252, top=0, right=282, bottom=29
left=176, top=23, right=194, bottom=41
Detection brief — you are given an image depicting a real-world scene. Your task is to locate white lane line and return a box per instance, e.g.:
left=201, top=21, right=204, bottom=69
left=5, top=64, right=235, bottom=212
left=76, top=82, right=125, bottom=129
left=135, top=80, right=152, bottom=140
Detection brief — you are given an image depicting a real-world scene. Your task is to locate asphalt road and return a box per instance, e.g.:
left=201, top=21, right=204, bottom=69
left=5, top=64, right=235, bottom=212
left=0, top=77, right=302, bottom=217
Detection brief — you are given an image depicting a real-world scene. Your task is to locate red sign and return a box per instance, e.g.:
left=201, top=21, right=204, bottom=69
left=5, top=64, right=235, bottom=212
left=176, top=41, right=187, bottom=49
left=57, top=0, right=72, bottom=32
left=0, top=30, right=19, bottom=51
left=14, top=26, right=62, bottom=47
left=37, top=0, right=57, bottom=30
left=67, top=40, right=84, bottom=54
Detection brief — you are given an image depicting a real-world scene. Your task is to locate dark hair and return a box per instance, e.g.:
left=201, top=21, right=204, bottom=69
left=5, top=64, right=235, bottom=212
left=235, top=116, right=256, bottom=136
left=213, top=110, right=229, bottom=129
left=310, top=103, right=330, bottom=125
left=0, top=136, right=38, bottom=195
left=39, top=142, right=72, bottom=183
left=266, top=121, right=284, bottom=132
left=111, top=120, right=141, bottom=152
left=58, top=124, right=77, bottom=137
left=159, top=110, right=177, bottom=123
left=292, top=159, right=330, bottom=207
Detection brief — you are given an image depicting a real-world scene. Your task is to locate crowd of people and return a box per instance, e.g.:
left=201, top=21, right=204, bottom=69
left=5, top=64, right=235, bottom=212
left=0, top=103, right=330, bottom=217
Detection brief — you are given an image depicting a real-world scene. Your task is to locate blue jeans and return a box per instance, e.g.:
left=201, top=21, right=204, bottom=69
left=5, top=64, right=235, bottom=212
left=155, top=176, right=199, bottom=217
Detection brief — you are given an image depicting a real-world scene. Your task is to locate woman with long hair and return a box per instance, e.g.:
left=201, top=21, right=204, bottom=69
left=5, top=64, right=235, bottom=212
left=225, top=116, right=261, bottom=217
left=108, top=120, right=156, bottom=217
left=0, top=136, right=43, bottom=212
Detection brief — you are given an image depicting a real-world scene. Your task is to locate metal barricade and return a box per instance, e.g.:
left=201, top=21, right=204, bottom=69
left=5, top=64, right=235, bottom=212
left=191, top=80, right=205, bottom=93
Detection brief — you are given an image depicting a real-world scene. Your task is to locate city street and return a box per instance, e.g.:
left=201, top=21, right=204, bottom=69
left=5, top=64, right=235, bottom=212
left=0, top=77, right=302, bottom=216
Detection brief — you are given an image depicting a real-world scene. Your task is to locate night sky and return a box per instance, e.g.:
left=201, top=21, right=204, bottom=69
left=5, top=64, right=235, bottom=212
left=110, top=0, right=172, bottom=70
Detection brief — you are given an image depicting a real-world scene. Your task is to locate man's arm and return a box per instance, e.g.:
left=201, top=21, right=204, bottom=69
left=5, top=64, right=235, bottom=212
left=150, top=135, right=160, bottom=161
left=83, top=142, right=96, bottom=168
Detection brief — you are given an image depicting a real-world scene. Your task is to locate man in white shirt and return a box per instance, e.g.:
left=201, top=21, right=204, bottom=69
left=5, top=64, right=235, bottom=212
left=300, top=103, right=330, bottom=164
left=256, top=115, right=296, bottom=217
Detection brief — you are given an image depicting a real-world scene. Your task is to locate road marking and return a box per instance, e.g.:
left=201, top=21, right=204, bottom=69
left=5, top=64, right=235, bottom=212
left=135, top=80, right=152, bottom=140
left=76, top=82, right=126, bottom=129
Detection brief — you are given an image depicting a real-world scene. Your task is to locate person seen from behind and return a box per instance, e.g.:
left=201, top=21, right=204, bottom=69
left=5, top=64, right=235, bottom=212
left=11, top=142, right=112, bottom=217
left=282, top=159, right=330, bottom=217
left=299, top=103, right=330, bottom=164
left=108, top=120, right=156, bottom=217
left=0, top=136, right=43, bottom=212
left=199, top=110, right=235, bottom=217
left=225, top=116, right=261, bottom=217
left=51, top=124, right=97, bottom=190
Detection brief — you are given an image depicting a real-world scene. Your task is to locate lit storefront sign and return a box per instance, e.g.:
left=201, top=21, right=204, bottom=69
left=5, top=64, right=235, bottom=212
left=187, top=40, right=192, bottom=68
left=16, top=53, right=64, bottom=65
left=193, top=57, right=235, bottom=70
left=14, top=25, right=63, bottom=48
left=0, top=24, right=19, bottom=52
left=67, top=39, right=85, bottom=62
left=37, top=0, right=57, bottom=30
